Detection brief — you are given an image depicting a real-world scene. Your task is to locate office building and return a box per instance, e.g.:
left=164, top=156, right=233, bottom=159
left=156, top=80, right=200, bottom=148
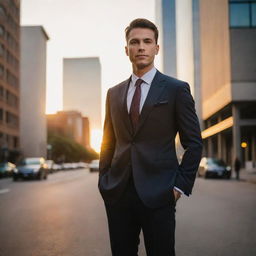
left=47, top=110, right=90, bottom=148
left=20, top=26, right=49, bottom=157
left=0, top=0, right=20, bottom=157
left=63, top=57, right=101, bottom=131
left=157, top=0, right=256, bottom=167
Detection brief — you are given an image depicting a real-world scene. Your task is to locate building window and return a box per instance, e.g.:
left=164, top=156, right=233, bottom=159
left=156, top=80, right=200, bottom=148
left=6, top=90, right=18, bottom=107
left=0, top=86, right=3, bottom=100
left=230, top=1, right=256, bottom=27
left=0, top=43, right=4, bottom=58
left=6, top=90, right=9, bottom=103
left=0, top=25, right=4, bottom=37
left=13, top=136, right=18, bottom=148
left=6, top=32, right=18, bottom=52
left=0, top=5, right=6, bottom=19
left=6, top=70, right=18, bottom=87
left=230, top=3, right=250, bottom=26
left=6, top=51, right=18, bottom=69
left=5, top=111, right=9, bottom=123
left=0, top=64, right=4, bottom=78
left=0, top=108, right=3, bottom=122
left=5, top=111, right=18, bottom=127
left=252, top=3, right=256, bottom=25
left=240, top=102, right=256, bottom=118
left=7, top=14, right=18, bottom=33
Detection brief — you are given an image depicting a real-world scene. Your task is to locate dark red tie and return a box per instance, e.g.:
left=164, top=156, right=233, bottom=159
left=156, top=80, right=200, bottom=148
left=130, top=79, right=143, bottom=130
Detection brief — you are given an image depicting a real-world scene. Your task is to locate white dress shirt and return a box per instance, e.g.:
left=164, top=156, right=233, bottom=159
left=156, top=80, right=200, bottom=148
left=127, top=67, right=184, bottom=196
left=127, top=67, right=157, bottom=113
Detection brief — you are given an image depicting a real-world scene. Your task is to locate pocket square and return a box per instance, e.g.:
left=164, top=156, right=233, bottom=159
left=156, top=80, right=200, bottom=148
left=154, top=100, right=168, bottom=107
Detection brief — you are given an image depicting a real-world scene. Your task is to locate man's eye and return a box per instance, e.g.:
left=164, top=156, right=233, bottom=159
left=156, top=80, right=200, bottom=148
left=144, top=40, right=152, bottom=44
left=130, top=41, right=137, bottom=45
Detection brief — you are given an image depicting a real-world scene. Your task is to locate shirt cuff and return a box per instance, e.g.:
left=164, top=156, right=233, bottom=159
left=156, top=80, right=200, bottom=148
left=174, top=186, right=185, bottom=195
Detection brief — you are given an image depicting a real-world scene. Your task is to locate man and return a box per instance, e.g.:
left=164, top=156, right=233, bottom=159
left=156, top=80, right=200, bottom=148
left=234, top=157, right=241, bottom=180
left=98, top=18, right=203, bottom=256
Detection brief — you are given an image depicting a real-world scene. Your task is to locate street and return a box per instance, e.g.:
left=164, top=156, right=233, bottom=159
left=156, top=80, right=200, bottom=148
left=0, top=169, right=256, bottom=256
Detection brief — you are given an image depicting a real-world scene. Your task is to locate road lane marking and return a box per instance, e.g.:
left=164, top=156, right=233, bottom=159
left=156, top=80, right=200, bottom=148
left=0, top=188, right=10, bottom=194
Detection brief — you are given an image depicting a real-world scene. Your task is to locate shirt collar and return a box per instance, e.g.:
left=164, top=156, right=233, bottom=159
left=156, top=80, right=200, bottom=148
left=131, top=67, right=157, bottom=86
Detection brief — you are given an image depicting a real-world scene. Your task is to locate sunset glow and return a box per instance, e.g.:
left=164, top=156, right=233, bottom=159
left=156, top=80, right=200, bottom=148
left=91, top=129, right=103, bottom=153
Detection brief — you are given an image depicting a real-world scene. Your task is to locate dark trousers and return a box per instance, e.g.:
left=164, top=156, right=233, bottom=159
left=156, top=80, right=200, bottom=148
left=104, top=176, right=176, bottom=256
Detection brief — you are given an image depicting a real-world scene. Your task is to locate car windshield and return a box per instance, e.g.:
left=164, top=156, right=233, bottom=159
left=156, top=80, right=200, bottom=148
left=18, top=159, right=41, bottom=165
left=207, top=158, right=225, bottom=166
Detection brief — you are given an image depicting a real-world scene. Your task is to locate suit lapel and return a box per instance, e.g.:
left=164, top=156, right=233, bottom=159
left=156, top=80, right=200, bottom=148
left=119, top=77, right=133, bottom=136
left=134, top=71, right=166, bottom=136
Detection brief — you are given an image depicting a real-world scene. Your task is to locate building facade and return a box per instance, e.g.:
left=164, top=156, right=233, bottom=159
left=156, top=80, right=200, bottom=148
left=0, top=0, right=20, bottom=159
left=20, top=26, right=49, bottom=158
left=157, top=0, right=256, bottom=168
left=47, top=111, right=90, bottom=148
left=63, top=57, right=101, bottom=132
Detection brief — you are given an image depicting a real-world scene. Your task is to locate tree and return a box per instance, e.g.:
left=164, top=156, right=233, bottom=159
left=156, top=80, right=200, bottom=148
left=47, top=133, right=98, bottom=162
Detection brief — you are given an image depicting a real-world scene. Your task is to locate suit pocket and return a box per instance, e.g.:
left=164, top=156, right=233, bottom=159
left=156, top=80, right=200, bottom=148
left=154, top=100, right=169, bottom=107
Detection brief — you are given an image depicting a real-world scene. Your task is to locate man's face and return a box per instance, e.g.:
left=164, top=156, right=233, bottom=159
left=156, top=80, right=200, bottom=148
left=125, top=28, right=159, bottom=70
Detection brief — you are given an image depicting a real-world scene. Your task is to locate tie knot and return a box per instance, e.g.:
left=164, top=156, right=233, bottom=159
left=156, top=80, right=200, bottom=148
left=135, top=79, right=143, bottom=87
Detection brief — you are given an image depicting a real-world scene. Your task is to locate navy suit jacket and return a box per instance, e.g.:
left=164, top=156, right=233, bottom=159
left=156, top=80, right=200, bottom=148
left=98, top=71, right=203, bottom=208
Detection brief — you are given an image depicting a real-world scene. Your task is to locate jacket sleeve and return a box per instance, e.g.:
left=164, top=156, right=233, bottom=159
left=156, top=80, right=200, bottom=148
left=99, top=89, right=116, bottom=178
left=174, top=82, right=203, bottom=196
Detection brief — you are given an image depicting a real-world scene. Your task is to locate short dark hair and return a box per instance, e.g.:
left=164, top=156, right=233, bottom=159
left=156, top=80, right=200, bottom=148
left=125, top=18, right=159, bottom=43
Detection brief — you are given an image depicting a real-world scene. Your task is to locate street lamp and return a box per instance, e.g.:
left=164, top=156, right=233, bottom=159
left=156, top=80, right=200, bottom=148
left=241, top=142, right=247, bottom=148
left=47, top=144, right=52, bottom=160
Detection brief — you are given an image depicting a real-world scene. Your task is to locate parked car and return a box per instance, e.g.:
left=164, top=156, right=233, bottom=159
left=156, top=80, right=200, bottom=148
left=62, top=163, right=74, bottom=170
left=70, top=162, right=79, bottom=169
left=89, top=159, right=99, bottom=172
left=198, top=157, right=231, bottom=179
left=77, top=162, right=88, bottom=169
left=13, top=157, right=48, bottom=181
left=45, top=160, right=54, bottom=173
left=45, top=160, right=61, bottom=173
left=0, top=162, right=17, bottom=178
left=52, top=163, right=62, bottom=172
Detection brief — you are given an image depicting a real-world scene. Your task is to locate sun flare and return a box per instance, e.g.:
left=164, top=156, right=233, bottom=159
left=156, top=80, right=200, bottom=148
left=91, top=129, right=103, bottom=153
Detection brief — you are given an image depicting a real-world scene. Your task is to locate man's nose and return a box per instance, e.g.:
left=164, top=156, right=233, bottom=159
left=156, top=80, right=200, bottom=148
left=138, top=42, right=145, bottom=51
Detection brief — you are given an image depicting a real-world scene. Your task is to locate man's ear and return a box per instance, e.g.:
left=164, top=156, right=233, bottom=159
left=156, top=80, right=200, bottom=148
left=155, top=44, right=160, bottom=55
left=125, top=46, right=128, bottom=56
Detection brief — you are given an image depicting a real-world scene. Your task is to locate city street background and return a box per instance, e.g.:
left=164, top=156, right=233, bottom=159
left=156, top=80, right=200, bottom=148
left=0, top=1, right=256, bottom=255
left=0, top=168, right=255, bottom=256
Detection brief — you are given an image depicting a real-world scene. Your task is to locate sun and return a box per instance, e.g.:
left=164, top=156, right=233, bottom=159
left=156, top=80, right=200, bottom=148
left=91, top=129, right=103, bottom=153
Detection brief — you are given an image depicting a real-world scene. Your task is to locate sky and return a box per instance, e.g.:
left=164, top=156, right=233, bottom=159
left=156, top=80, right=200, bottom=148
left=21, top=0, right=158, bottom=116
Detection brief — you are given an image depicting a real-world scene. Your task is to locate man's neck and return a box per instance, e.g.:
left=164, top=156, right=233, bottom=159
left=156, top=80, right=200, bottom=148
left=132, top=64, right=155, bottom=78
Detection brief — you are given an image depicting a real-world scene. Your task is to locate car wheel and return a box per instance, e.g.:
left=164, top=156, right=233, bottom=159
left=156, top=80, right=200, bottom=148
left=37, top=170, right=43, bottom=180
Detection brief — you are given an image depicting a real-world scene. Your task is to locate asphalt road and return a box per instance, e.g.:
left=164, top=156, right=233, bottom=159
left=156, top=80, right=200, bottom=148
left=0, top=169, right=255, bottom=256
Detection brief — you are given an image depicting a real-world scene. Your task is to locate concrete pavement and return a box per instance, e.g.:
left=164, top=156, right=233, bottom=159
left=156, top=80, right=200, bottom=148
left=0, top=169, right=256, bottom=256
left=235, top=168, right=256, bottom=184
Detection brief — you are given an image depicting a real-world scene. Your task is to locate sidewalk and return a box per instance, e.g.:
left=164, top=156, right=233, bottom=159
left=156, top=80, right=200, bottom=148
left=234, top=168, right=256, bottom=184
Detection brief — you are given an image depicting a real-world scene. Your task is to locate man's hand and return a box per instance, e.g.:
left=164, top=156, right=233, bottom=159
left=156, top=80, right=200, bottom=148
left=173, top=189, right=181, bottom=202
